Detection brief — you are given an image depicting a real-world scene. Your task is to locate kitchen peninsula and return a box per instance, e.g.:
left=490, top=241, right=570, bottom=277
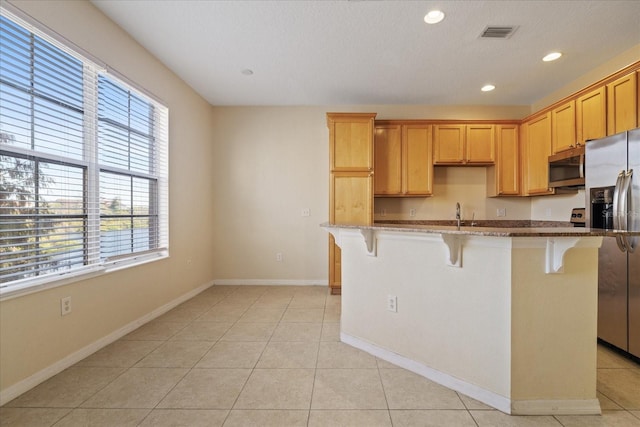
left=322, top=222, right=635, bottom=416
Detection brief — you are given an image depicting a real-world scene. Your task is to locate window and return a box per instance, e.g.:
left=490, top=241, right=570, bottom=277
left=0, top=10, right=168, bottom=294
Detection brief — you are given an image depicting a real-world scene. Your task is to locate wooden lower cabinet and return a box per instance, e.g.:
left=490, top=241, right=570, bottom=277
left=330, top=172, right=373, bottom=225
left=328, top=236, right=341, bottom=294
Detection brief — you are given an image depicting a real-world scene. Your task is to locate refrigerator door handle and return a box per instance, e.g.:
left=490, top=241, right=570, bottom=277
left=622, top=170, right=635, bottom=253
left=613, top=170, right=627, bottom=252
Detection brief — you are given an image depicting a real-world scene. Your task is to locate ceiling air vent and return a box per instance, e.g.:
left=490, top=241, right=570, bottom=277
left=480, top=26, right=518, bottom=39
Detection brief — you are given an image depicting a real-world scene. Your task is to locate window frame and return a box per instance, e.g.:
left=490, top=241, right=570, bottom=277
left=0, top=6, right=169, bottom=300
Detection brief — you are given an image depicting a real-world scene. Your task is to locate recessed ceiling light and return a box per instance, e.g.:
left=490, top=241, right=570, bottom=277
left=481, top=84, right=495, bottom=92
left=424, top=10, right=445, bottom=24
left=241, top=69, right=254, bottom=76
left=542, top=52, right=562, bottom=62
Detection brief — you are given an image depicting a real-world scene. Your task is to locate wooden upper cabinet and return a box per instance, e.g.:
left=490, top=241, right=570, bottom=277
left=434, top=125, right=465, bottom=164
left=374, top=122, right=433, bottom=197
left=403, top=124, right=433, bottom=195
left=522, top=112, right=554, bottom=195
left=576, top=86, right=606, bottom=144
left=551, top=100, right=577, bottom=153
left=466, top=124, right=495, bottom=163
left=374, top=124, right=402, bottom=195
left=327, top=113, right=375, bottom=171
left=607, top=72, right=638, bottom=135
left=434, top=124, right=495, bottom=165
left=487, top=124, right=519, bottom=197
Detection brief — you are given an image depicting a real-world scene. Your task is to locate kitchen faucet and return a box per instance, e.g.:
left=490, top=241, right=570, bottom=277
left=456, top=202, right=461, bottom=229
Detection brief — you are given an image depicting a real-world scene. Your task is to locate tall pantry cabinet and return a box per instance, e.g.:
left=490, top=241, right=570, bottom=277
left=327, top=113, right=376, bottom=295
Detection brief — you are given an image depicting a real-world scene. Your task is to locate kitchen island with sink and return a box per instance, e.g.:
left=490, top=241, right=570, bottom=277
left=322, top=222, right=637, bottom=416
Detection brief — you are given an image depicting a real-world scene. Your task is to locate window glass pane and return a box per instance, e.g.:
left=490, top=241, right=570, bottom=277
left=100, top=218, right=132, bottom=259
left=0, top=73, right=32, bottom=149
left=130, top=132, right=151, bottom=174
left=0, top=155, right=86, bottom=283
left=98, top=121, right=129, bottom=170
left=0, top=15, right=31, bottom=91
left=33, top=97, right=83, bottom=159
left=99, top=171, right=157, bottom=259
left=129, top=93, right=152, bottom=135
left=98, top=77, right=129, bottom=125
left=98, top=75, right=155, bottom=174
left=33, top=38, right=83, bottom=109
left=100, top=171, right=130, bottom=216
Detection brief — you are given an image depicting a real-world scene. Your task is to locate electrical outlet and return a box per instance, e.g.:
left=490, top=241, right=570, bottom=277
left=546, top=208, right=552, bottom=218
left=497, top=208, right=506, bottom=217
left=60, top=296, right=72, bottom=316
left=387, top=295, right=397, bottom=313
left=409, top=208, right=416, bottom=217
left=380, top=209, right=386, bottom=217
left=276, top=252, right=283, bottom=262
left=301, top=208, right=310, bottom=217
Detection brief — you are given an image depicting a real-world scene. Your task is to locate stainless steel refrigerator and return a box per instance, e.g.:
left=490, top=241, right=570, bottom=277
left=585, top=128, right=639, bottom=359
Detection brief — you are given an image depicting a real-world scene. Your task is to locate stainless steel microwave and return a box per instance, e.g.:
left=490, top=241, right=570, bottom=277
left=548, top=146, right=585, bottom=188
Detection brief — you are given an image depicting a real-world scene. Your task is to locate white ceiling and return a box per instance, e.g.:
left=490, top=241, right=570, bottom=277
left=91, top=0, right=640, bottom=107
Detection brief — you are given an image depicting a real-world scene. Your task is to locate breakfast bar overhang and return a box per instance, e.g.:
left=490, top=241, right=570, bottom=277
left=322, top=222, right=618, bottom=416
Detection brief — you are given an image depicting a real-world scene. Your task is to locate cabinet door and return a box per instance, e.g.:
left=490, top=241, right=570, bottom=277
left=374, top=125, right=402, bottom=195
left=496, top=125, right=520, bottom=195
left=552, top=100, right=576, bottom=153
left=403, top=124, right=433, bottom=195
left=328, top=236, right=341, bottom=295
left=576, top=86, right=606, bottom=144
left=524, top=113, right=553, bottom=195
left=466, top=124, right=495, bottom=164
left=607, top=72, right=638, bottom=135
left=330, top=171, right=374, bottom=225
left=434, top=125, right=465, bottom=164
left=328, top=113, right=375, bottom=171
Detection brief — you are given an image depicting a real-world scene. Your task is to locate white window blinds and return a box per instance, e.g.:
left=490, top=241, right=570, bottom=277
left=0, top=9, right=168, bottom=292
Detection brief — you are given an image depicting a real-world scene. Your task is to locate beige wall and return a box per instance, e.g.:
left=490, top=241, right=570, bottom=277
left=0, top=0, right=216, bottom=395
left=0, top=0, right=636, bottom=401
left=209, top=105, right=532, bottom=283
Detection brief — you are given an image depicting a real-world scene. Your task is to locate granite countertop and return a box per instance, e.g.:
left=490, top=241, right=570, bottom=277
left=321, top=221, right=640, bottom=238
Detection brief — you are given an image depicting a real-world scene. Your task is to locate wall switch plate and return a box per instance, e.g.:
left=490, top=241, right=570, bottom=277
left=409, top=209, right=416, bottom=217
left=276, top=252, right=283, bottom=262
left=61, top=296, right=72, bottom=316
left=301, top=208, right=310, bottom=217
left=387, top=295, right=397, bottom=312
left=497, top=208, right=506, bottom=217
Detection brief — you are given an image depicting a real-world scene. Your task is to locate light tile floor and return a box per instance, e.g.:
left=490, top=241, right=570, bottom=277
left=2, top=285, right=640, bottom=426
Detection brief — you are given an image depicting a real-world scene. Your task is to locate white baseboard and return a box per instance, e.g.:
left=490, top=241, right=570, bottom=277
left=340, top=332, right=512, bottom=414
left=0, top=281, right=215, bottom=406
left=511, top=399, right=601, bottom=415
left=212, top=279, right=327, bottom=286
left=341, top=332, right=601, bottom=416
